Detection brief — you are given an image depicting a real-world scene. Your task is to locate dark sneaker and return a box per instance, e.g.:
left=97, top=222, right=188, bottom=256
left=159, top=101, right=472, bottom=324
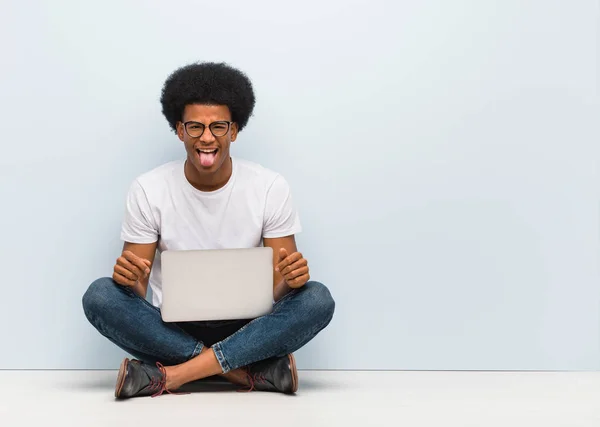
left=114, top=358, right=176, bottom=399
left=244, top=354, right=298, bottom=394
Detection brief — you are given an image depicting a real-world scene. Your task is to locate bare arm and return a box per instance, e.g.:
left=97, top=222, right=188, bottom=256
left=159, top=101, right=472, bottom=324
left=263, top=235, right=301, bottom=302
left=113, top=241, right=158, bottom=298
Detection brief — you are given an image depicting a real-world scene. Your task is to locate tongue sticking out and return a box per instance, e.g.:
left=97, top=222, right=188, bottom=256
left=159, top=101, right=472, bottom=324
left=199, top=151, right=217, bottom=167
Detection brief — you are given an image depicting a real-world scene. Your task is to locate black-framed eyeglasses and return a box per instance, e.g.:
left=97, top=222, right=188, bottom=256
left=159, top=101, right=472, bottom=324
left=183, top=121, right=233, bottom=138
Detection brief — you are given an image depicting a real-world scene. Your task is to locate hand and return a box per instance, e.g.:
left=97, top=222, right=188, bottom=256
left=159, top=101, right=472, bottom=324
left=275, top=248, right=310, bottom=289
left=112, top=250, right=152, bottom=287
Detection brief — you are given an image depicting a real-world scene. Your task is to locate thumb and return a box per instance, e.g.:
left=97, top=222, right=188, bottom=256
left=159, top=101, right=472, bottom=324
left=279, top=248, right=289, bottom=261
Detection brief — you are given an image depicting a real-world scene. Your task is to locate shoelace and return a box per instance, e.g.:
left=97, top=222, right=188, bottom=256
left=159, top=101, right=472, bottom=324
left=148, top=362, right=189, bottom=398
left=237, top=369, right=268, bottom=393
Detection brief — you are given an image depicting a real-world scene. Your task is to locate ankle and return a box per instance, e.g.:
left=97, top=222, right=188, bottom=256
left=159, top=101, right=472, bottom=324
left=224, top=367, right=251, bottom=386
left=163, top=366, right=183, bottom=390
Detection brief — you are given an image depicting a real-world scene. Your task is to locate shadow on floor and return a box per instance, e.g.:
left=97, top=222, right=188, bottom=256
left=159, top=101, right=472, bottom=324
left=66, top=373, right=238, bottom=393
left=64, top=372, right=339, bottom=394
left=177, top=376, right=239, bottom=393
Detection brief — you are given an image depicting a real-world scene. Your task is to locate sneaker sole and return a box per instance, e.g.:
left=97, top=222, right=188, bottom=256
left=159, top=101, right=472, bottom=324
left=115, top=358, right=129, bottom=398
left=288, top=353, right=298, bottom=393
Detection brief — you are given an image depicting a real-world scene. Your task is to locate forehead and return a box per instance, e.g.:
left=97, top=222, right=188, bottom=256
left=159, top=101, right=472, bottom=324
left=182, top=104, right=232, bottom=122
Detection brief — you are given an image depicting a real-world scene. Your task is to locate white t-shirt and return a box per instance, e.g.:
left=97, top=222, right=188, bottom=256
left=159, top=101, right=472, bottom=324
left=120, top=157, right=302, bottom=308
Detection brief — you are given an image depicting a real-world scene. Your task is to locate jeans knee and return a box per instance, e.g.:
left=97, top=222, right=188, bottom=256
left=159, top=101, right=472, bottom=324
left=82, top=277, right=118, bottom=322
left=303, top=281, right=335, bottom=324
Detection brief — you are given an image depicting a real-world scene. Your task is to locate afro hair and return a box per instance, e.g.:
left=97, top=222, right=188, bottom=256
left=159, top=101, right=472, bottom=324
left=160, top=62, right=256, bottom=133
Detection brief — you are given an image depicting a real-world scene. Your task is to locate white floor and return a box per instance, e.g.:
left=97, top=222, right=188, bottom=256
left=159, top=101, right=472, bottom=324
left=1, top=370, right=599, bottom=426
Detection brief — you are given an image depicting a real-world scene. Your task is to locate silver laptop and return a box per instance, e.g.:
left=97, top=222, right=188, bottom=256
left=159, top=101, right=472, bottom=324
left=160, top=247, right=274, bottom=322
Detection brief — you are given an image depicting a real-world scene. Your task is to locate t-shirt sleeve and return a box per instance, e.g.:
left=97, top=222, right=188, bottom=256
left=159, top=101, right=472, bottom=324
left=120, top=180, right=159, bottom=244
left=263, top=174, right=302, bottom=238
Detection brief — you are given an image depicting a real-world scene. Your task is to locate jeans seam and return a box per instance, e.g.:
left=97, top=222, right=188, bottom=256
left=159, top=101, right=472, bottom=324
left=211, top=343, right=231, bottom=373
left=216, top=314, right=262, bottom=348
left=210, top=316, right=265, bottom=372
left=89, top=282, right=204, bottom=362
left=213, top=286, right=314, bottom=370
left=204, top=282, right=332, bottom=372
left=191, top=341, right=204, bottom=360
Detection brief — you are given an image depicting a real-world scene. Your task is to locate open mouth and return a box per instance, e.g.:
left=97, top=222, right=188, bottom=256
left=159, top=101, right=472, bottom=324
left=196, top=148, right=218, bottom=167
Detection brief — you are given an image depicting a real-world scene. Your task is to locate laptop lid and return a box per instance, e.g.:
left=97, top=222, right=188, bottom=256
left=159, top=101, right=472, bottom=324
left=160, top=247, right=274, bottom=322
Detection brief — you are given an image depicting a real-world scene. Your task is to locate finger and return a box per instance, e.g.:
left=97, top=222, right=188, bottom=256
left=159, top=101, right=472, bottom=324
left=276, top=252, right=302, bottom=272
left=114, top=264, right=138, bottom=282
left=123, top=251, right=151, bottom=274
left=122, top=251, right=151, bottom=275
left=117, top=256, right=145, bottom=279
left=281, top=258, right=308, bottom=277
left=284, top=266, right=309, bottom=281
left=278, top=248, right=288, bottom=262
left=142, top=259, right=152, bottom=267
left=112, top=272, right=137, bottom=287
left=287, top=273, right=310, bottom=288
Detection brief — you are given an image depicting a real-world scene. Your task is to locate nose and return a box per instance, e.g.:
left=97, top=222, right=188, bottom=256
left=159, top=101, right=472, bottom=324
left=199, top=126, right=216, bottom=144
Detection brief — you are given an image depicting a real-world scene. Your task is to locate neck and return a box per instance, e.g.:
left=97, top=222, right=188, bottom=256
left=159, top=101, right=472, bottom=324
left=184, top=156, right=233, bottom=192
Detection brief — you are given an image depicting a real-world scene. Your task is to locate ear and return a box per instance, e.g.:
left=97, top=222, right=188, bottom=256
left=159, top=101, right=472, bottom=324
left=230, top=122, right=239, bottom=142
left=176, top=122, right=185, bottom=142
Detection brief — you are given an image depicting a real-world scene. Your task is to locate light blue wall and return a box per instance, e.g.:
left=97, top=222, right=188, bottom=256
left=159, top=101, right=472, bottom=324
left=0, top=0, right=598, bottom=370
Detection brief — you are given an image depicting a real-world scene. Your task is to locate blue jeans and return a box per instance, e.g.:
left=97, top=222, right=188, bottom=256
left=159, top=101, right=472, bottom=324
left=82, top=278, right=335, bottom=373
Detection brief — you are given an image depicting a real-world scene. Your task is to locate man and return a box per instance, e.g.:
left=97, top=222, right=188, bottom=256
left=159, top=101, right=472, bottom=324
left=82, top=62, right=335, bottom=399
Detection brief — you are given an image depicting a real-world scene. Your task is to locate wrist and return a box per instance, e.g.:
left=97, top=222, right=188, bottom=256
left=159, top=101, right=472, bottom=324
left=273, top=280, right=292, bottom=302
